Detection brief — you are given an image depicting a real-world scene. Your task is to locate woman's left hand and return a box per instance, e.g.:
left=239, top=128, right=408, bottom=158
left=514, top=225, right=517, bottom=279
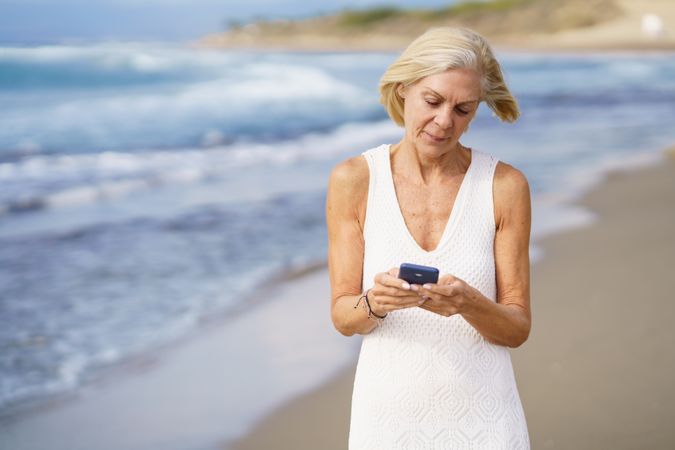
left=414, top=274, right=476, bottom=317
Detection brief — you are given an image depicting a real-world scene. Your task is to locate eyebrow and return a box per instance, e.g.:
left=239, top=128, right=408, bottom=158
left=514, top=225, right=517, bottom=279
left=422, top=88, right=479, bottom=105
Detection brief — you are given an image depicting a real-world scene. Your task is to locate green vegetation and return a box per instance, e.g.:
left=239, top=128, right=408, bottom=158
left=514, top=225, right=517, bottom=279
left=413, top=0, right=533, bottom=21
left=336, top=6, right=406, bottom=27
left=445, top=0, right=531, bottom=15
left=334, top=0, right=534, bottom=28
left=219, top=0, right=618, bottom=41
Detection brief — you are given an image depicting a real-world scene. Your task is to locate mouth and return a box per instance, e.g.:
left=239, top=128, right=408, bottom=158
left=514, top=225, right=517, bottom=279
left=423, top=131, right=448, bottom=142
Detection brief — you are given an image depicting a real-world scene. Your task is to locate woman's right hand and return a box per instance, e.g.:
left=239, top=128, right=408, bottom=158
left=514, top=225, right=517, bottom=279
left=368, top=267, right=427, bottom=316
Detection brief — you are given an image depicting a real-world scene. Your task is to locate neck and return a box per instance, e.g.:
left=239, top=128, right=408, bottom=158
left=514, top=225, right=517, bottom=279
left=391, top=140, right=470, bottom=185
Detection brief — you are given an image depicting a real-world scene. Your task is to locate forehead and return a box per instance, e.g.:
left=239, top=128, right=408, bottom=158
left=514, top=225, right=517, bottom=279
left=415, top=69, right=481, bottom=100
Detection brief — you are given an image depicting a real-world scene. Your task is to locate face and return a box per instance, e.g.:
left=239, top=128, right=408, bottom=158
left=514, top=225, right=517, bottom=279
left=397, top=68, right=482, bottom=155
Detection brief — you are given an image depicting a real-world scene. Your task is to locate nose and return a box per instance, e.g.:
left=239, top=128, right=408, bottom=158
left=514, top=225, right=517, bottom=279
left=433, top=105, right=454, bottom=130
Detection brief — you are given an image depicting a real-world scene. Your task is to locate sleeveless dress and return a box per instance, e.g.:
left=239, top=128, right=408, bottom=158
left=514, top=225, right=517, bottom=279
left=349, top=143, right=530, bottom=449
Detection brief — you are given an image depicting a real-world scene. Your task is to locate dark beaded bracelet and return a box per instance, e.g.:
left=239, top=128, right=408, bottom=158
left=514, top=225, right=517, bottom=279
left=353, top=289, right=387, bottom=322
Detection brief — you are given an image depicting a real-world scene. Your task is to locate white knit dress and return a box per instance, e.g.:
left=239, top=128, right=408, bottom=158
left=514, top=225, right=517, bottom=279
left=349, top=143, right=530, bottom=449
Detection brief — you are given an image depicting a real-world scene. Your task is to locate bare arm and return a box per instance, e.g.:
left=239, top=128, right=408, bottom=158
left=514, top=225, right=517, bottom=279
left=326, top=156, right=379, bottom=336
left=418, top=162, right=532, bottom=347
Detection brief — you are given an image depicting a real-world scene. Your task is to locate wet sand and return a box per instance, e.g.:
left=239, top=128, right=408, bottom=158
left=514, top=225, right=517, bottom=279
left=230, top=150, right=675, bottom=450
left=0, top=268, right=358, bottom=450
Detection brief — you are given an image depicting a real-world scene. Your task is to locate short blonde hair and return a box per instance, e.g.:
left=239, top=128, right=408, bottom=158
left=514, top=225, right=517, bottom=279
left=379, top=27, right=519, bottom=126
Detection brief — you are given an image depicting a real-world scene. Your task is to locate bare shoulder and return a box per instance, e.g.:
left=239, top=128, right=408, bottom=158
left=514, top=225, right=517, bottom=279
left=493, top=161, right=531, bottom=229
left=494, top=161, right=530, bottom=195
left=328, top=154, right=369, bottom=199
left=326, top=154, right=370, bottom=228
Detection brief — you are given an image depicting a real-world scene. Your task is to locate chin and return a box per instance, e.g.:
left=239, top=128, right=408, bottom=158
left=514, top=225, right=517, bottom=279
left=413, top=144, right=445, bottom=160
left=419, top=137, right=456, bottom=151
left=418, top=130, right=453, bottom=146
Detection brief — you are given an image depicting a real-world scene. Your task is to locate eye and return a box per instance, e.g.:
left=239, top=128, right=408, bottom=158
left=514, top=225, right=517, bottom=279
left=456, top=108, right=471, bottom=116
left=425, top=99, right=439, bottom=106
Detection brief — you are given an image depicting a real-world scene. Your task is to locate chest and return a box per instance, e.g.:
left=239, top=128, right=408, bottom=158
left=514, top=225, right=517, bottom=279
left=392, top=174, right=464, bottom=252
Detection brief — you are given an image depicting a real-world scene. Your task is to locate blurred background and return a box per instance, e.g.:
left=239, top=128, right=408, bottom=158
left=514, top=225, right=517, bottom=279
left=1, top=1, right=674, bottom=449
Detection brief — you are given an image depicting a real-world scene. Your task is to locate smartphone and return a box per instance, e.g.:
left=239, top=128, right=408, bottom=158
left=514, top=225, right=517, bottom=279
left=398, top=262, right=439, bottom=285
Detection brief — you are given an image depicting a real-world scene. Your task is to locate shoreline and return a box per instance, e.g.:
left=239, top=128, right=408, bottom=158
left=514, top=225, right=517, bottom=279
left=0, top=267, right=358, bottom=450
left=1, top=145, right=674, bottom=449
left=189, top=42, right=675, bottom=55
left=0, top=258, right=331, bottom=423
left=229, top=146, right=675, bottom=450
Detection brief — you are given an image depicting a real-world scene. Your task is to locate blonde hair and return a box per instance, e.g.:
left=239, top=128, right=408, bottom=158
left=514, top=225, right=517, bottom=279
left=379, top=27, right=519, bottom=126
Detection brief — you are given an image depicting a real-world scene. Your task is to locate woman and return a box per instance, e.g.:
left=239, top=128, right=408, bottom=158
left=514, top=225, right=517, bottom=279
left=326, top=27, right=531, bottom=448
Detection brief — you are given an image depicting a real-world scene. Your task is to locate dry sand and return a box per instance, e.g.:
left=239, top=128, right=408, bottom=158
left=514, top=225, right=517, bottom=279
left=230, top=148, right=675, bottom=450
left=501, top=0, right=675, bottom=51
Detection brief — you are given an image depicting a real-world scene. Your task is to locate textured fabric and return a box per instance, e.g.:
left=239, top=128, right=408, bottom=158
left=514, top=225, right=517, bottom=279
left=349, top=143, right=530, bottom=449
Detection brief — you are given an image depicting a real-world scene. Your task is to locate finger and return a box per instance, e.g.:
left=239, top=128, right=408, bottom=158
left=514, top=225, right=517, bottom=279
left=438, top=274, right=457, bottom=284
left=418, top=300, right=456, bottom=317
left=374, top=285, right=412, bottom=299
left=370, top=297, right=412, bottom=313
left=375, top=272, right=409, bottom=290
left=420, top=283, right=455, bottom=297
left=415, top=287, right=444, bottom=305
left=418, top=299, right=438, bottom=312
left=379, top=273, right=411, bottom=290
left=373, top=294, right=423, bottom=312
left=418, top=300, right=432, bottom=311
left=376, top=289, right=425, bottom=306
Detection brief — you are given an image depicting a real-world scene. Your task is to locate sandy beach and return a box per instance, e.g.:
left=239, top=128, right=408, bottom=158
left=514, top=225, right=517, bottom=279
left=0, top=269, right=359, bottom=450
left=2, top=2, right=675, bottom=448
left=230, top=148, right=675, bottom=450
left=1, top=147, right=673, bottom=449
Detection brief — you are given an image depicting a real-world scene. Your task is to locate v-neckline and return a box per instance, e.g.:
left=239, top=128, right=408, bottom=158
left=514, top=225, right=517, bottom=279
left=385, top=143, right=476, bottom=255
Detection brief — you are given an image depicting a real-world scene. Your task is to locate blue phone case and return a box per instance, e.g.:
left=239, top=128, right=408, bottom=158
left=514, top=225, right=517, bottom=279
left=398, top=262, right=439, bottom=285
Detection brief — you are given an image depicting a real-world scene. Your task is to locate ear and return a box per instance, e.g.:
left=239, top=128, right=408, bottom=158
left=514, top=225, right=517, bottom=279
left=396, top=83, right=406, bottom=99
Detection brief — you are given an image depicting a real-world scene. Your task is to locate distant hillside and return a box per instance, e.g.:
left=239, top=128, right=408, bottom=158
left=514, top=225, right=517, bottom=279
left=196, top=0, right=675, bottom=51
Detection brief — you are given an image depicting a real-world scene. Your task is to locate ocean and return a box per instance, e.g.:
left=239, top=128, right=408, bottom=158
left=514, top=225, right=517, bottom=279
left=1, top=42, right=674, bottom=432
